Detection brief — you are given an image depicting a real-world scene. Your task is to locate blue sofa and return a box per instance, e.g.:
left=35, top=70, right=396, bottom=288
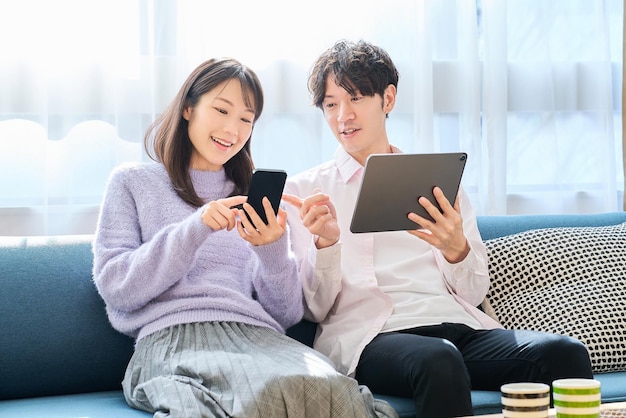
left=2, top=212, right=625, bottom=417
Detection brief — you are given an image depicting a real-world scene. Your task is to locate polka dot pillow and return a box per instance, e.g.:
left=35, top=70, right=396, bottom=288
left=482, top=222, right=626, bottom=373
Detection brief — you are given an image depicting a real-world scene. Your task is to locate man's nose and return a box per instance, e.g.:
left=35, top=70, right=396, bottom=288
left=337, top=102, right=355, bottom=123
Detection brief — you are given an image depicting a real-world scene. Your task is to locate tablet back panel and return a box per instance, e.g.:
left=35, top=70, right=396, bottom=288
left=349, top=152, right=467, bottom=233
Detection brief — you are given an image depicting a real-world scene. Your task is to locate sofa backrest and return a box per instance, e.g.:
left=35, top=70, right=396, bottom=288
left=0, top=235, right=134, bottom=401
left=476, top=212, right=626, bottom=240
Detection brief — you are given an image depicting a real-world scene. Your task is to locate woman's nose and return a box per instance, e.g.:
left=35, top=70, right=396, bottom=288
left=224, top=117, right=238, bottom=137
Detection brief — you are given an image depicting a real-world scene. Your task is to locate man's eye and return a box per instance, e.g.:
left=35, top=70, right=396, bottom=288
left=241, top=118, right=252, bottom=124
left=324, top=103, right=335, bottom=109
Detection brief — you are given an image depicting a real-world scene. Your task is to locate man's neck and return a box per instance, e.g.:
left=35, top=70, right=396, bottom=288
left=350, top=143, right=393, bottom=166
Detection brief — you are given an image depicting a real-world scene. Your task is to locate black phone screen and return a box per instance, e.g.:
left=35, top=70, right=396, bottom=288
left=244, top=169, right=287, bottom=225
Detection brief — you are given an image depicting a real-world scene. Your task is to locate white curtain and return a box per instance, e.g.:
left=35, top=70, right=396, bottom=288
left=0, top=0, right=622, bottom=236
left=480, top=0, right=622, bottom=215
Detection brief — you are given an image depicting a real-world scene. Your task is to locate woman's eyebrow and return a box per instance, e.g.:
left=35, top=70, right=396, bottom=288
left=213, top=96, right=234, bottom=106
left=212, top=96, right=255, bottom=114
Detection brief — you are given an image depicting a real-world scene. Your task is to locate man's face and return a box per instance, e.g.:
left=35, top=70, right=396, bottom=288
left=321, top=77, right=396, bottom=165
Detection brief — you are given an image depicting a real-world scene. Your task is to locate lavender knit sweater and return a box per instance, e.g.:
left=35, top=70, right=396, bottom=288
left=92, top=162, right=303, bottom=341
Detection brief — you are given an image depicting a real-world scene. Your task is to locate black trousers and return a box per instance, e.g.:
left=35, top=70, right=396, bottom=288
left=354, top=323, right=593, bottom=418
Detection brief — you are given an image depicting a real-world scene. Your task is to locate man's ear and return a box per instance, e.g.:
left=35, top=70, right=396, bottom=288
left=383, top=84, right=397, bottom=114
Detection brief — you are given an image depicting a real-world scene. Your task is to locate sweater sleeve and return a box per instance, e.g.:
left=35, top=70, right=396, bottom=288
left=249, top=229, right=304, bottom=329
left=92, top=167, right=212, bottom=313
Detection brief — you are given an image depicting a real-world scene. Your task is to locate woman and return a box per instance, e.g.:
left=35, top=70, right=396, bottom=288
left=92, top=57, right=397, bottom=418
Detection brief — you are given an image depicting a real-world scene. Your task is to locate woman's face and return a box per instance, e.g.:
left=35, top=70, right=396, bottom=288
left=183, top=79, right=256, bottom=171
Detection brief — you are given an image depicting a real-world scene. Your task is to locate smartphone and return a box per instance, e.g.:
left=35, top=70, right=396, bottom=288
left=243, top=169, right=287, bottom=226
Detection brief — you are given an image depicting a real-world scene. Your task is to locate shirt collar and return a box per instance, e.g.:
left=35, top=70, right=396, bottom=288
left=334, top=147, right=362, bottom=184
left=333, top=145, right=404, bottom=184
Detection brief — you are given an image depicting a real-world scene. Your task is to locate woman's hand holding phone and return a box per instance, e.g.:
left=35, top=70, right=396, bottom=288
left=243, top=169, right=287, bottom=227
left=226, top=168, right=289, bottom=246
left=201, top=194, right=287, bottom=246
left=236, top=196, right=288, bottom=246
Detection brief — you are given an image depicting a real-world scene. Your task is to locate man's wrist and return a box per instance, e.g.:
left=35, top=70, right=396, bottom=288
left=315, top=235, right=339, bottom=249
left=443, top=240, right=471, bottom=264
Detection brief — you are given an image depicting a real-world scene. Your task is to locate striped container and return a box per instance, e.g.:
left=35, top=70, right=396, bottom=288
left=553, top=378, right=601, bottom=418
left=501, top=382, right=550, bottom=418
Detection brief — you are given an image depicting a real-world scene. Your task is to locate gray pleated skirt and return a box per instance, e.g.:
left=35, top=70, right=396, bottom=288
left=122, top=322, right=398, bottom=418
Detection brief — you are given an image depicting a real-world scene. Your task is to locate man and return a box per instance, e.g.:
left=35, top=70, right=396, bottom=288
left=282, top=39, right=593, bottom=418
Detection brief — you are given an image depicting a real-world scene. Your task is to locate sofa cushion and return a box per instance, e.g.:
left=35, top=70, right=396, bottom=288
left=0, top=391, right=150, bottom=417
left=482, top=222, right=626, bottom=373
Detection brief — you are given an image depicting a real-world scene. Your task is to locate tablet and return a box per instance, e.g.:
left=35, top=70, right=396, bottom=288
left=349, top=152, right=467, bottom=233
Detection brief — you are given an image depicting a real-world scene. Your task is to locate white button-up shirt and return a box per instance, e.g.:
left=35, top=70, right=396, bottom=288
left=284, top=146, right=502, bottom=376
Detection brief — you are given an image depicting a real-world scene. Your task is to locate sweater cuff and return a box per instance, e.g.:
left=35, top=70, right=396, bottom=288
left=251, top=233, right=291, bottom=274
left=185, top=206, right=213, bottom=248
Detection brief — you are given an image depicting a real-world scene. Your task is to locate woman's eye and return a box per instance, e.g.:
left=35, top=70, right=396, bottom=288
left=214, top=107, right=227, bottom=115
left=241, top=117, right=252, bottom=124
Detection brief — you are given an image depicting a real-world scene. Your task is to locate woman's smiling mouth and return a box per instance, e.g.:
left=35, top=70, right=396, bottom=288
left=212, top=136, right=233, bottom=147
